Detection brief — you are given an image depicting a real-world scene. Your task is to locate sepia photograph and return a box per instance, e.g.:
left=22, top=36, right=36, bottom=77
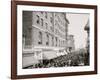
left=11, top=1, right=97, bottom=79
left=22, top=11, right=90, bottom=69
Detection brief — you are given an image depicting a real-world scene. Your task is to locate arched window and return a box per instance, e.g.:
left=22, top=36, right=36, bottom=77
left=36, top=15, right=40, bottom=24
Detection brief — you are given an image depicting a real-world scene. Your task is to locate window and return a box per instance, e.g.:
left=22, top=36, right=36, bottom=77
left=63, top=41, right=65, bottom=45
left=36, top=15, right=40, bottom=24
left=56, top=37, right=57, bottom=46
left=50, top=26, right=54, bottom=32
left=45, top=12, right=47, bottom=18
left=46, top=23, right=48, bottom=30
left=38, top=31, right=42, bottom=44
left=52, top=36, right=54, bottom=46
left=46, top=34, right=49, bottom=45
left=50, top=17, right=53, bottom=24
left=59, top=40, right=60, bottom=46
left=41, top=18, right=43, bottom=26
left=61, top=40, right=62, bottom=46
left=55, top=20, right=57, bottom=26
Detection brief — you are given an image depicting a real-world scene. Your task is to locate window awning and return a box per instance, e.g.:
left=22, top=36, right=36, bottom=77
left=42, top=51, right=58, bottom=60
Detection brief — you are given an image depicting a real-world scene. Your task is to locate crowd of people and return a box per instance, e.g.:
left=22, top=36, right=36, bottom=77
left=24, top=49, right=89, bottom=69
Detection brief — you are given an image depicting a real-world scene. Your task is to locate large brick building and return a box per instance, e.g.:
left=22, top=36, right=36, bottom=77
left=22, top=11, right=69, bottom=68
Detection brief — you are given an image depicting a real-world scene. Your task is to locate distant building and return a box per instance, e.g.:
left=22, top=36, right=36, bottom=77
left=67, top=35, right=75, bottom=53
left=84, top=19, right=90, bottom=65
left=22, top=11, right=69, bottom=68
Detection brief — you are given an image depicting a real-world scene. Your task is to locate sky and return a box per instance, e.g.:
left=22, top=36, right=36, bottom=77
left=66, top=13, right=89, bottom=49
